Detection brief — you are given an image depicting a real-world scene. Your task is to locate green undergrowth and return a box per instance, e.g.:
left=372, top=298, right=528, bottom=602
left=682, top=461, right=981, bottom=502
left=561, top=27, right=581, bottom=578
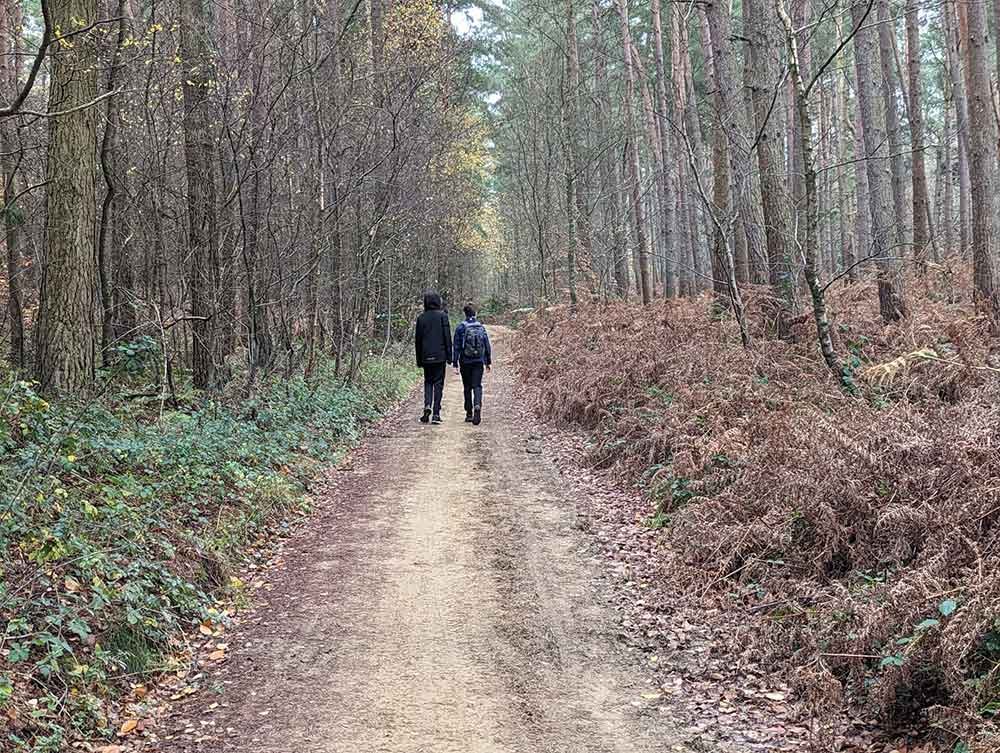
left=0, top=351, right=416, bottom=751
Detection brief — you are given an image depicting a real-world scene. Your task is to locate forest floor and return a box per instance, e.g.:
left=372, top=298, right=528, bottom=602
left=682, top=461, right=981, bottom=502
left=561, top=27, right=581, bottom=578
left=122, top=330, right=901, bottom=753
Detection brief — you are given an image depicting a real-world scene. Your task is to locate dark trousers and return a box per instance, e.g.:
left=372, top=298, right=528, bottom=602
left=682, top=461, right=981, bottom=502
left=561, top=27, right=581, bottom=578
left=422, top=363, right=446, bottom=415
left=460, top=363, right=484, bottom=413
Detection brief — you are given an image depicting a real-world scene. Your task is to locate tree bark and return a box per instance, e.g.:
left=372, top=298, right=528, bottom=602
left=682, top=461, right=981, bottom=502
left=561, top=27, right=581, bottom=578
left=670, top=4, right=695, bottom=296
left=616, top=0, right=652, bottom=304
left=944, top=0, right=972, bottom=256
left=0, top=0, right=24, bottom=368
left=852, top=0, right=907, bottom=322
left=180, top=0, right=222, bottom=389
left=905, top=0, right=930, bottom=268
left=941, top=106, right=954, bottom=259
left=704, top=0, right=764, bottom=288
left=961, top=0, right=1000, bottom=313
left=35, top=0, right=100, bottom=392
left=746, top=0, right=792, bottom=328
left=564, top=0, right=593, bottom=288
left=876, top=0, right=909, bottom=249
left=98, top=0, right=129, bottom=359
left=779, top=0, right=842, bottom=381
left=852, top=114, right=871, bottom=281
left=591, top=1, right=629, bottom=298
left=651, top=0, right=678, bottom=298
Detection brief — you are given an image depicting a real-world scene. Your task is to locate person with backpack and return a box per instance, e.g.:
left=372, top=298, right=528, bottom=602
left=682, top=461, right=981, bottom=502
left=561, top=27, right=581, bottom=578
left=453, top=302, right=492, bottom=426
left=415, top=290, right=453, bottom=424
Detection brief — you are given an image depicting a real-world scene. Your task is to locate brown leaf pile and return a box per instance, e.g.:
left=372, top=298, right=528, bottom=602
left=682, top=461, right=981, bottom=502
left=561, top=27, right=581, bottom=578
left=515, top=274, right=1000, bottom=749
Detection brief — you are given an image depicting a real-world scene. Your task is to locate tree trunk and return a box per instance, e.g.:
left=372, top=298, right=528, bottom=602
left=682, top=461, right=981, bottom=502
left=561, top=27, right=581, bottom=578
left=746, top=0, right=792, bottom=329
left=852, top=115, right=871, bottom=280
left=651, top=0, right=677, bottom=298
left=591, top=2, right=629, bottom=298
left=788, top=0, right=811, bottom=255
left=836, top=69, right=856, bottom=280
left=0, top=0, right=24, bottom=368
left=98, top=0, right=129, bottom=360
left=877, top=0, right=909, bottom=250
left=695, top=11, right=731, bottom=304
left=944, top=0, right=972, bottom=257
left=905, top=0, right=930, bottom=268
left=181, top=0, right=222, bottom=388
left=852, top=0, right=906, bottom=322
left=617, top=0, right=652, bottom=304
left=778, top=0, right=842, bottom=381
left=671, top=4, right=695, bottom=296
left=564, top=0, right=594, bottom=287
left=942, top=106, right=954, bottom=258
left=35, top=0, right=100, bottom=392
left=962, top=0, right=1000, bottom=313
left=703, top=2, right=763, bottom=289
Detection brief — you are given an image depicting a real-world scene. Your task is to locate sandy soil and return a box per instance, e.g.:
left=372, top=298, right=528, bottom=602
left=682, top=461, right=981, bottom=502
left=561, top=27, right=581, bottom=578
left=159, top=331, right=692, bottom=752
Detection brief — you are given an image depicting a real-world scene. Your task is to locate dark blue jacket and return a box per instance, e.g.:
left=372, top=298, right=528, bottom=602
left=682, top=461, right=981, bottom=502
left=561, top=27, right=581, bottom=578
left=453, top=317, right=492, bottom=367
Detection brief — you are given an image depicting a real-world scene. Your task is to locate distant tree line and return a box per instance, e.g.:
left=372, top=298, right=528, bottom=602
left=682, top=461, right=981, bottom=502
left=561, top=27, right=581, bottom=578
left=0, top=0, right=491, bottom=394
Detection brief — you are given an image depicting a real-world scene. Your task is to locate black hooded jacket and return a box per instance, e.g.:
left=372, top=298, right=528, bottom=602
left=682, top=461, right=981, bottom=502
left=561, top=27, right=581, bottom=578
left=415, top=292, right=453, bottom=367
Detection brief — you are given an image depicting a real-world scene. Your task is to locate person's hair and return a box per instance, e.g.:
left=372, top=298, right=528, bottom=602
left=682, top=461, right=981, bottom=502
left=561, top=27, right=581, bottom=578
left=463, top=302, right=477, bottom=319
left=422, top=290, right=442, bottom=311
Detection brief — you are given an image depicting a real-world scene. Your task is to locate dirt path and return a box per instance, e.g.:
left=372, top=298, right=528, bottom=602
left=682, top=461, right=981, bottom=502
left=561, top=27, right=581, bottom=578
left=159, top=332, right=695, bottom=752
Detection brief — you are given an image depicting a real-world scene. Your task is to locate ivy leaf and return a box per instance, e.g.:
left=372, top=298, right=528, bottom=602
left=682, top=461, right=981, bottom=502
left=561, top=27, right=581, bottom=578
left=939, top=599, right=958, bottom=617
left=915, top=618, right=940, bottom=632
left=880, top=654, right=905, bottom=668
left=7, top=642, right=29, bottom=664
left=68, top=617, right=91, bottom=641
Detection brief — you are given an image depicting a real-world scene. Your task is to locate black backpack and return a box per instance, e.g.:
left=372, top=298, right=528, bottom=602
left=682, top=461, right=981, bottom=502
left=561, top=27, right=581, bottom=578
left=462, top=323, right=486, bottom=360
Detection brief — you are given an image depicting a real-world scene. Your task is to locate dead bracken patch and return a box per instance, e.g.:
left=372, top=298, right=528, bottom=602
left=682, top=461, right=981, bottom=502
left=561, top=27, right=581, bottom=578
left=514, top=271, right=1000, bottom=752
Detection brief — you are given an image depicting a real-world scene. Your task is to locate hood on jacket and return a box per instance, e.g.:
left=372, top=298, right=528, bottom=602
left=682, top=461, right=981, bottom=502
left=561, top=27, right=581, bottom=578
left=423, top=290, right=443, bottom=311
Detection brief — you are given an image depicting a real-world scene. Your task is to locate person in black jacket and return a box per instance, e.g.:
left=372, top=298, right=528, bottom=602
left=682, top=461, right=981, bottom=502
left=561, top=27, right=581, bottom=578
left=414, top=290, right=452, bottom=424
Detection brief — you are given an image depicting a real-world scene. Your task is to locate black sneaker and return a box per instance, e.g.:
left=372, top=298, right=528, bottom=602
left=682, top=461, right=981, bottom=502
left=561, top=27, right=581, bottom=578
left=472, top=407, right=482, bottom=426
left=420, top=408, right=431, bottom=424
left=465, top=412, right=473, bottom=423
left=432, top=414, right=442, bottom=425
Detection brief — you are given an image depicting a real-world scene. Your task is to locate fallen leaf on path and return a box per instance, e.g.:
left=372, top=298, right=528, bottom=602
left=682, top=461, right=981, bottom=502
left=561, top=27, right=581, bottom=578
left=119, top=719, right=138, bottom=736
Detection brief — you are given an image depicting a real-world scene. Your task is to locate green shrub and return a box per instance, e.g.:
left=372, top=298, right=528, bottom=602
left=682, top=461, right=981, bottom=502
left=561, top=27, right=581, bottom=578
left=0, top=354, right=416, bottom=751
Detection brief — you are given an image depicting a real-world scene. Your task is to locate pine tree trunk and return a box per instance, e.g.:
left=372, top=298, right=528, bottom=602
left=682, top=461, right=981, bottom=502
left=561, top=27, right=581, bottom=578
left=852, top=0, right=906, bottom=321
left=565, top=0, right=594, bottom=286
left=617, top=0, right=652, bottom=304
left=98, top=0, right=130, bottom=360
left=836, top=69, right=855, bottom=279
left=591, top=1, right=629, bottom=298
left=1, top=0, right=23, bottom=369
left=852, top=115, right=871, bottom=281
left=670, top=4, right=694, bottom=296
left=181, top=0, right=221, bottom=388
left=703, top=2, right=763, bottom=289
left=877, top=0, right=909, bottom=249
left=651, top=0, right=677, bottom=298
left=744, top=0, right=795, bottom=318
left=905, top=0, right=931, bottom=267
left=942, top=107, right=954, bottom=257
left=35, top=0, right=100, bottom=392
left=944, top=0, right=972, bottom=257
left=962, top=0, right=1000, bottom=313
